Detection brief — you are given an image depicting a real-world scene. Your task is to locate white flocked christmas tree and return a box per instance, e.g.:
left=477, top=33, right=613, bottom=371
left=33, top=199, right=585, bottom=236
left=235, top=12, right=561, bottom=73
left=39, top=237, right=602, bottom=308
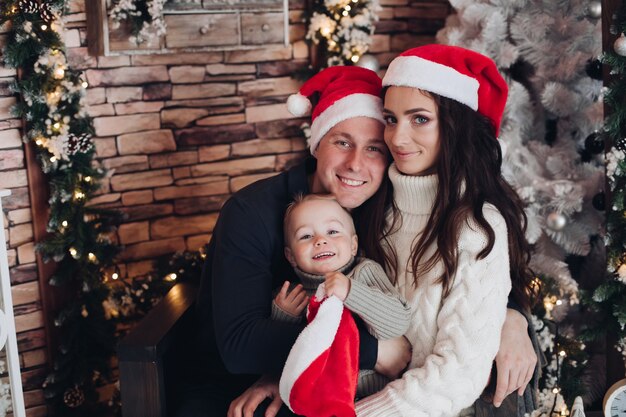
left=438, top=0, right=605, bottom=415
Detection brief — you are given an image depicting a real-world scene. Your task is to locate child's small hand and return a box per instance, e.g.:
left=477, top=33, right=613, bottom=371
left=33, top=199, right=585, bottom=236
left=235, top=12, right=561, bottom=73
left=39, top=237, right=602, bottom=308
left=324, top=271, right=351, bottom=301
left=274, top=281, right=309, bottom=317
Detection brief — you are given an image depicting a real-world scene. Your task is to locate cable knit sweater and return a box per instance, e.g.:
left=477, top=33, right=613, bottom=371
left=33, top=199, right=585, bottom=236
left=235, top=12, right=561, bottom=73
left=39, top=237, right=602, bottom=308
left=356, top=164, right=512, bottom=417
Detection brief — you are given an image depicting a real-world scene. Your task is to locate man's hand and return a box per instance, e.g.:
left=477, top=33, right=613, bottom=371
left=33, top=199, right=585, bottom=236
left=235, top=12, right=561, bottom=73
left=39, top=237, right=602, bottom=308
left=227, top=375, right=283, bottom=417
left=493, top=308, right=537, bottom=407
left=374, top=335, right=412, bottom=379
left=324, top=271, right=351, bottom=301
left=274, top=282, right=309, bottom=317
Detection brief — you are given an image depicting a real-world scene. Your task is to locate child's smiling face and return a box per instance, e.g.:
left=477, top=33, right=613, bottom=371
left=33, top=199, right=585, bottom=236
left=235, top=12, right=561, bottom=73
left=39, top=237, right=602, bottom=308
left=285, top=198, right=358, bottom=275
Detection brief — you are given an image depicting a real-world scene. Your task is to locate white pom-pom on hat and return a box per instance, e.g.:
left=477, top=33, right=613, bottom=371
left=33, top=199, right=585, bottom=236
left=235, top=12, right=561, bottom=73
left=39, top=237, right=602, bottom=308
left=287, top=93, right=312, bottom=117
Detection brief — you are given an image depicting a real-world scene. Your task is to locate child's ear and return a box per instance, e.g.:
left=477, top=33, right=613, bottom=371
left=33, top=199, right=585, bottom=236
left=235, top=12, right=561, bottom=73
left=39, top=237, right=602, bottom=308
left=351, top=235, right=358, bottom=256
left=285, top=247, right=297, bottom=267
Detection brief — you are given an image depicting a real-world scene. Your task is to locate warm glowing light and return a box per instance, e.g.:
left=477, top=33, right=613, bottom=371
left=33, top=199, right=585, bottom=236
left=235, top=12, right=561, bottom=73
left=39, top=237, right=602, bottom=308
left=50, top=156, right=57, bottom=162
left=342, top=10, right=349, bottom=16
left=88, top=253, right=97, bottom=262
left=345, top=5, right=351, bottom=11
left=112, top=273, right=119, bottom=280
left=320, top=26, right=331, bottom=37
left=53, top=67, right=65, bottom=79
left=61, top=221, right=68, bottom=227
left=82, top=81, right=89, bottom=88
left=552, top=387, right=560, bottom=394
left=328, top=40, right=336, bottom=47
left=556, top=299, right=563, bottom=306
left=36, top=139, right=43, bottom=146
left=69, top=247, right=78, bottom=257
left=84, top=176, right=92, bottom=182
left=166, top=273, right=178, bottom=281
left=41, top=24, right=48, bottom=30
left=559, top=350, right=566, bottom=357
left=53, top=122, right=61, bottom=130
left=74, top=191, right=85, bottom=200
left=351, top=55, right=359, bottom=63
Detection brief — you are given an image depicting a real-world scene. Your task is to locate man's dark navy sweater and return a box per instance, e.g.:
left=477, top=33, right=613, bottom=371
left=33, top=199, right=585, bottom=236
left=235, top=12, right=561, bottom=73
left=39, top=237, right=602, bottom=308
left=197, top=159, right=377, bottom=381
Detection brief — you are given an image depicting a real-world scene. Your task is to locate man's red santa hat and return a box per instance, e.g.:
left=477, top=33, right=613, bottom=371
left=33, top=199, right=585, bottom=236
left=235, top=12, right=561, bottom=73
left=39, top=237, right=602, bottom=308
left=287, top=66, right=385, bottom=155
left=279, top=285, right=359, bottom=417
left=382, top=44, right=508, bottom=136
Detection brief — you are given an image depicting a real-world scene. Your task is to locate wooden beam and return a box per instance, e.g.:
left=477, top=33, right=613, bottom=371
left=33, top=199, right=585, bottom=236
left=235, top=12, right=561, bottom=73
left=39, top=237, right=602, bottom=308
left=85, top=0, right=107, bottom=56
left=23, top=141, right=67, bottom=371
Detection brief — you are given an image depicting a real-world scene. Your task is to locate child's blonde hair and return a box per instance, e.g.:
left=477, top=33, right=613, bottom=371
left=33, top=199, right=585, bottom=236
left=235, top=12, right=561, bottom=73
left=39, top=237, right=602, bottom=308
left=283, top=193, right=355, bottom=243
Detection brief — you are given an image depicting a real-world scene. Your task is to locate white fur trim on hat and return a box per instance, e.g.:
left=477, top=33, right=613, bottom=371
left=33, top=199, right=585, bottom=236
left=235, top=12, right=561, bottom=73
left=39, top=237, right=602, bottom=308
left=383, top=55, right=480, bottom=111
left=309, top=93, right=384, bottom=155
left=287, top=93, right=312, bottom=117
left=279, top=290, right=343, bottom=410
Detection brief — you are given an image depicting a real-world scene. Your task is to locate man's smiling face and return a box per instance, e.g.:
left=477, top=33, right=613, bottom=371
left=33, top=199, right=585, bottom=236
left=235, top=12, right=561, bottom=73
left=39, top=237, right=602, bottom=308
left=311, top=117, right=388, bottom=209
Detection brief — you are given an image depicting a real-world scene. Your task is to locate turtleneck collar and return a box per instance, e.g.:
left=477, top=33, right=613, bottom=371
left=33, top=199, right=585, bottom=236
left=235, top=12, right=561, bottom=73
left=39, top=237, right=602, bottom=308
left=388, top=163, right=438, bottom=215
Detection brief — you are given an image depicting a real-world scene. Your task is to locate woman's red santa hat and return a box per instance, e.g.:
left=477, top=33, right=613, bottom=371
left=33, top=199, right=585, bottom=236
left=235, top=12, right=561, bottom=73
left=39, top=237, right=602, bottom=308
left=287, top=66, right=385, bottom=155
left=382, top=44, right=508, bottom=136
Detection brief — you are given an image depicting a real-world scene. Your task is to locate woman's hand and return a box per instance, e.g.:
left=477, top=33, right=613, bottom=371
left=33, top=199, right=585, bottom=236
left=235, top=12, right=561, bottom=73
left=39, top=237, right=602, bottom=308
left=492, top=309, right=537, bottom=407
left=374, top=335, right=412, bottom=379
left=227, top=375, right=282, bottom=417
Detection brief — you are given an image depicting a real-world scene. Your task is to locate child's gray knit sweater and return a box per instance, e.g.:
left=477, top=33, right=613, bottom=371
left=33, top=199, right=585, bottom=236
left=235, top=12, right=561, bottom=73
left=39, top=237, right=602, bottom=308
left=272, top=257, right=411, bottom=399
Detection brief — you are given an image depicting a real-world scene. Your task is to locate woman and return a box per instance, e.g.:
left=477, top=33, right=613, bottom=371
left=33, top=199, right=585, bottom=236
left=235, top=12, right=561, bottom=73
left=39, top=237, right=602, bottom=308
left=355, top=45, right=535, bottom=416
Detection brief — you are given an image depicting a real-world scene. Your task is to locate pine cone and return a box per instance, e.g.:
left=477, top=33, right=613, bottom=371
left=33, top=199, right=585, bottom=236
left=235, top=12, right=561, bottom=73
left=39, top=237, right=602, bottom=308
left=67, top=133, right=93, bottom=155
left=63, top=385, right=85, bottom=408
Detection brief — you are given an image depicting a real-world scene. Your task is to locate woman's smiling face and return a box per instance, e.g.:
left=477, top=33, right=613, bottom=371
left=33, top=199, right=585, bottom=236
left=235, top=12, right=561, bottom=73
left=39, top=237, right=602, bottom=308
left=383, top=86, right=441, bottom=176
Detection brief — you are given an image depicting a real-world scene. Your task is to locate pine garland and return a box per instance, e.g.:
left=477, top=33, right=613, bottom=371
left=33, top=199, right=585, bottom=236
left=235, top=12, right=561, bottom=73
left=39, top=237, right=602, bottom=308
left=109, top=0, right=167, bottom=46
left=0, top=1, right=122, bottom=414
left=583, top=0, right=626, bottom=365
left=305, top=0, right=380, bottom=67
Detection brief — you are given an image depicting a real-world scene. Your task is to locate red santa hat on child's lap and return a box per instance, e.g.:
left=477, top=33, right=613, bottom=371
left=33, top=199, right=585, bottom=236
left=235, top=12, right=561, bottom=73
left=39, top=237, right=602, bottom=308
left=279, top=285, right=360, bottom=417
left=287, top=66, right=385, bottom=155
left=382, top=44, right=508, bottom=136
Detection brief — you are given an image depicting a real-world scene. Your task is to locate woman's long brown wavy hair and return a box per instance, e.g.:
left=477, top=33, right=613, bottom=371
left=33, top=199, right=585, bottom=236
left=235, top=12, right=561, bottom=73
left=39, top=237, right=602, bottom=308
left=354, top=92, right=534, bottom=311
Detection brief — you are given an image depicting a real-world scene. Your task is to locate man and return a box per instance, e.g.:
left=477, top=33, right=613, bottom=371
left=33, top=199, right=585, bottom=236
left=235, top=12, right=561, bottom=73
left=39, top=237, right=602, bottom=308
left=185, top=66, right=536, bottom=417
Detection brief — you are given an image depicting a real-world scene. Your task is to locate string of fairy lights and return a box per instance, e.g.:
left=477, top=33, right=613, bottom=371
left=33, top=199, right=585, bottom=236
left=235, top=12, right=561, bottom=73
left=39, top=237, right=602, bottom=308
left=1, top=0, right=123, bottom=414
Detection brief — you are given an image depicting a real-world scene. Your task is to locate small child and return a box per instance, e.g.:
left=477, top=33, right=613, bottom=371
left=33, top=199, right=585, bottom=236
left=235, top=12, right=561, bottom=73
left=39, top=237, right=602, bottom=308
left=272, top=194, right=411, bottom=399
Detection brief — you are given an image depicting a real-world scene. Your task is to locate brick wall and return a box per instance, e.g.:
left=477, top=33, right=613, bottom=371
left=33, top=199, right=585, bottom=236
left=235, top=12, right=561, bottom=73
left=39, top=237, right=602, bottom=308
left=0, top=0, right=450, bottom=414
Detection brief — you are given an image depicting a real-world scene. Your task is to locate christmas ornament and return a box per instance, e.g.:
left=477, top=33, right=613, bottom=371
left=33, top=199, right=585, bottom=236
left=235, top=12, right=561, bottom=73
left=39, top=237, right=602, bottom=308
left=546, top=212, right=567, bottom=230
left=592, top=192, right=605, bottom=211
left=584, top=131, right=604, bottom=154
left=585, top=58, right=603, bottom=80
left=356, top=54, right=380, bottom=72
left=615, top=34, right=626, bottom=57
left=579, top=148, right=592, bottom=163
left=63, top=385, right=85, bottom=408
left=586, top=1, right=601, bottom=19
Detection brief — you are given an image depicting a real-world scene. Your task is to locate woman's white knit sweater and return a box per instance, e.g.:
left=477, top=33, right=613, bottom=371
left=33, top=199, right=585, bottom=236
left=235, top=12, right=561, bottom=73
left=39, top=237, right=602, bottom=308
left=356, top=164, right=512, bottom=417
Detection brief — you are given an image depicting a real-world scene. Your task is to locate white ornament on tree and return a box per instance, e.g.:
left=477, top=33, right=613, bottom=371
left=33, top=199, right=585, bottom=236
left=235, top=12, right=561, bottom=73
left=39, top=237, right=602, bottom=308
left=546, top=212, right=567, bottom=231
left=615, top=34, right=626, bottom=56
left=356, top=54, right=380, bottom=72
left=586, top=1, right=601, bottom=19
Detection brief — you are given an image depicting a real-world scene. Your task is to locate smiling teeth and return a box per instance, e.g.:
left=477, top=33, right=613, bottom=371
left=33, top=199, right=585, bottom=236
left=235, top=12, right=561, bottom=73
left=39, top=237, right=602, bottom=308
left=340, top=178, right=365, bottom=186
left=313, top=252, right=334, bottom=259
